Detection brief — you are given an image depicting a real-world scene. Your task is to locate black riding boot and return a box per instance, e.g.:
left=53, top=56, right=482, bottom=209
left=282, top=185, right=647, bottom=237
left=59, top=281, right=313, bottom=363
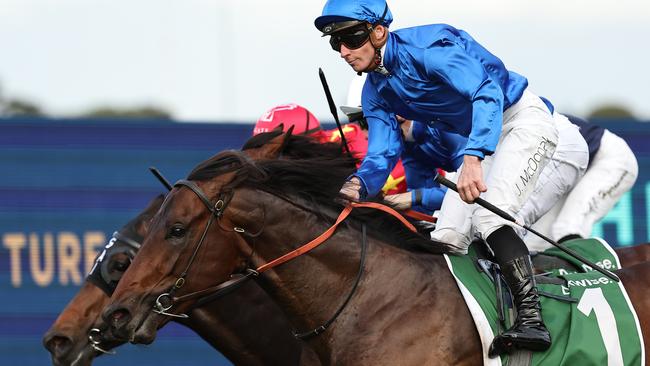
left=489, top=255, right=551, bottom=356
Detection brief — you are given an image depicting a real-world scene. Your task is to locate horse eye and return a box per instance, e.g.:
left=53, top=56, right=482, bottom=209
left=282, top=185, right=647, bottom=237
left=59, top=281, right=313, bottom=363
left=168, top=225, right=186, bottom=239
left=110, top=260, right=129, bottom=272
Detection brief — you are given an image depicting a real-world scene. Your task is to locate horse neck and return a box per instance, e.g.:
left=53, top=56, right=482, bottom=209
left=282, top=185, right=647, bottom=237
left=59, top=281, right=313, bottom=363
left=182, top=282, right=303, bottom=366
left=236, top=193, right=452, bottom=358
left=245, top=198, right=359, bottom=313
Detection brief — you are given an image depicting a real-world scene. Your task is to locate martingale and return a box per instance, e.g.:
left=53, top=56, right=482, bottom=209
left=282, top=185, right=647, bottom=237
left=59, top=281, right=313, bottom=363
left=446, top=238, right=644, bottom=366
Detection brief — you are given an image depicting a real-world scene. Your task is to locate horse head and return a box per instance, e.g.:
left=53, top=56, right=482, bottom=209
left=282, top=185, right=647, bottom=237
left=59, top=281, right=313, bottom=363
left=101, top=150, right=267, bottom=343
left=101, top=128, right=361, bottom=339
left=42, top=194, right=164, bottom=366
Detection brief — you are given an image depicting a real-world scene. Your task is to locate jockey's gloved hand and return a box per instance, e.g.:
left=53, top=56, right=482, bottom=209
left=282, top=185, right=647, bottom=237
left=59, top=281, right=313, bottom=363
left=383, top=192, right=412, bottom=210
left=339, top=176, right=363, bottom=202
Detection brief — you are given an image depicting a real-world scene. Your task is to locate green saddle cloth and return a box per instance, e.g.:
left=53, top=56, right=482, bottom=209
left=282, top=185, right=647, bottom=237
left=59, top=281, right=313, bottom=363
left=444, top=238, right=645, bottom=366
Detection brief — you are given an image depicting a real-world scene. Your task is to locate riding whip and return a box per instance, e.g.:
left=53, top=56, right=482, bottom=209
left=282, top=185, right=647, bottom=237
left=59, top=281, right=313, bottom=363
left=318, top=67, right=353, bottom=158
left=149, top=166, right=173, bottom=191
left=434, top=174, right=620, bottom=282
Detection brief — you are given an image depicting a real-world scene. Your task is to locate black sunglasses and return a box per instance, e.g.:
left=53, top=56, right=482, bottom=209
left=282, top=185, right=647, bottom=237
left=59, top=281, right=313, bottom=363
left=328, top=4, right=389, bottom=52
left=329, top=24, right=372, bottom=52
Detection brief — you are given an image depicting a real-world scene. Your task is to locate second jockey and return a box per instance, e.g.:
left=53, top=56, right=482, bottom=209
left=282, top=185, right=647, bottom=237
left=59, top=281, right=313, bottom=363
left=342, top=74, right=466, bottom=214
left=522, top=114, right=639, bottom=250
left=253, top=103, right=407, bottom=195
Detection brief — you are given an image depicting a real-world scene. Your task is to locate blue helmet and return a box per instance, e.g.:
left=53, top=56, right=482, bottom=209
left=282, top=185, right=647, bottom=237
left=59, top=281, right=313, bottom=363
left=314, top=0, right=393, bottom=34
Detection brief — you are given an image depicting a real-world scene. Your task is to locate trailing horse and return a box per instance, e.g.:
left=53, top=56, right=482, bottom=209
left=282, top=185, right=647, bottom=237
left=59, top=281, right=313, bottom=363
left=43, top=195, right=164, bottom=366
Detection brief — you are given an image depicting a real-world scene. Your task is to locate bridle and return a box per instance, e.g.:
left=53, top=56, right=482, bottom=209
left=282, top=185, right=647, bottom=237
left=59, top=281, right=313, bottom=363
left=87, top=231, right=142, bottom=296
left=151, top=178, right=417, bottom=339
left=152, top=179, right=244, bottom=319
left=86, top=231, right=142, bottom=355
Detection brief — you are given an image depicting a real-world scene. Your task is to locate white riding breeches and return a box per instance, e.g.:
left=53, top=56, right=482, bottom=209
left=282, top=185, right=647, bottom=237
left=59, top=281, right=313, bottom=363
left=515, top=113, right=589, bottom=238
left=524, top=129, right=638, bottom=250
left=431, top=89, right=558, bottom=254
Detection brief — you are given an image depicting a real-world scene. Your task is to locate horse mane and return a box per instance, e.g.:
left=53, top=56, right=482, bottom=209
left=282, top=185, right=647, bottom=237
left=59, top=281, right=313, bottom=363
left=187, top=150, right=258, bottom=184
left=242, top=131, right=353, bottom=161
left=188, top=136, right=449, bottom=255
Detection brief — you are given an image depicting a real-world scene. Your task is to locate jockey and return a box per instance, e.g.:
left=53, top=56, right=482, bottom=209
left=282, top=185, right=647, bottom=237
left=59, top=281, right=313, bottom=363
left=522, top=114, right=638, bottom=250
left=254, top=103, right=367, bottom=161
left=253, top=103, right=323, bottom=136
left=254, top=103, right=408, bottom=195
left=315, top=0, right=558, bottom=355
left=559, top=115, right=638, bottom=241
left=380, top=118, right=466, bottom=214
left=343, top=73, right=601, bottom=253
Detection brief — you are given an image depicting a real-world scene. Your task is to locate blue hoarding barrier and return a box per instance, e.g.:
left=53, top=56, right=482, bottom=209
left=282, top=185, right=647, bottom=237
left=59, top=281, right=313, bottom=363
left=1, top=118, right=248, bottom=365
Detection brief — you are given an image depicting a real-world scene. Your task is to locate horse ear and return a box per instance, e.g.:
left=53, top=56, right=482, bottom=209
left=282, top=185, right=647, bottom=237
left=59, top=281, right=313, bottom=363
left=274, top=126, right=295, bottom=156
left=261, top=130, right=293, bottom=159
left=245, top=131, right=293, bottom=160
left=272, top=124, right=285, bottom=133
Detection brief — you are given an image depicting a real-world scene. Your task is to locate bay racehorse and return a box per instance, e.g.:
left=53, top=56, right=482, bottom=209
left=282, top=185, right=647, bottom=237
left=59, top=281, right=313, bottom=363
left=98, top=147, right=479, bottom=364
left=48, top=131, right=650, bottom=365
left=102, top=136, right=650, bottom=364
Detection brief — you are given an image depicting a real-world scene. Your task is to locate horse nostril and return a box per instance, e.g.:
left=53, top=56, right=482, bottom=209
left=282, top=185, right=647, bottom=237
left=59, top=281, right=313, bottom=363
left=112, top=310, right=123, bottom=319
left=43, top=333, right=73, bottom=358
left=103, top=305, right=132, bottom=331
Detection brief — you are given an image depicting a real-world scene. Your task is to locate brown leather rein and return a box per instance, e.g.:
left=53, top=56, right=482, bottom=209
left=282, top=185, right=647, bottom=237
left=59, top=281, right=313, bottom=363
left=153, top=179, right=419, bottom=337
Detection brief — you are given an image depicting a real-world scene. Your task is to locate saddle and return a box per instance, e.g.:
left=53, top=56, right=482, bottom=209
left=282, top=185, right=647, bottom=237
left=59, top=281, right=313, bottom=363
left=471, top=238, right=577, bottom=307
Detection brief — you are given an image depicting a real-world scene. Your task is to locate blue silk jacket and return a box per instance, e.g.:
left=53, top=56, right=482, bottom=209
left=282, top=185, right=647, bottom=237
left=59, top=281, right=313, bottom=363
left=403, top=122, right=466, bottom=213
left=357, top=23, right=528, bottom=197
